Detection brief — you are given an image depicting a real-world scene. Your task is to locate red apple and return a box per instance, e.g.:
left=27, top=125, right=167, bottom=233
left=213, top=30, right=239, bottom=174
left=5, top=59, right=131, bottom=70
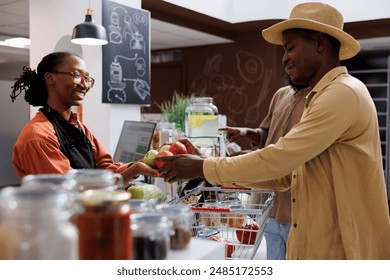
left=236, top=223, right=260, bottom=245
left=169, top=141, right=188, bottom=155
left=154, top=150, right=173, bottom=169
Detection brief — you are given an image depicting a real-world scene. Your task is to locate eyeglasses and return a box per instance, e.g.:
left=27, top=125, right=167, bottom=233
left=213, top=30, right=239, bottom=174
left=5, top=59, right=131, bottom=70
left=51, top=71, right=95, bottom=88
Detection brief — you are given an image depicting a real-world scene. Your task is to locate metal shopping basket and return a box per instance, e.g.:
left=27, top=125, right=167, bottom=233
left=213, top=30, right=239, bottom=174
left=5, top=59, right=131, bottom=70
left=169, top=185, right=274, bottom=260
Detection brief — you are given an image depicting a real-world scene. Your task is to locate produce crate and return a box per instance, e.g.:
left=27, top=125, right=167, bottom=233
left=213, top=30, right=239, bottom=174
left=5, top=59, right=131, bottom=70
left=169, top=186, right=274, bottom=260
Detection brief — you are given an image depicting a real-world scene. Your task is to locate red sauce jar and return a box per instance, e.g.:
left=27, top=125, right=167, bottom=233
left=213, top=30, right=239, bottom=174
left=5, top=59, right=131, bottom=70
left=77, top=190, right=132, bottom=260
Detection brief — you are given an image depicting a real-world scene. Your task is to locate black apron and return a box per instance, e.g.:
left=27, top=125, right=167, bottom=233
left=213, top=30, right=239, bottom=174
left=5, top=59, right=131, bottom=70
left=40, top=106, right=96, bottom=169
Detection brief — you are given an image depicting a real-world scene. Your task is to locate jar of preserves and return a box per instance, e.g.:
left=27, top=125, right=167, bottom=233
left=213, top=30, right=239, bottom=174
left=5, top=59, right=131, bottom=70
left=0, top=186, right=78, bottom=259
left=66, top=169, right=123, bottom=192
left=156, top=204, right=193, bottom=250
left=77, top=190, right=132, bottom=260
left=185, top=97, right=218, bottom=148
left=131, top=213, right=172, bottom=260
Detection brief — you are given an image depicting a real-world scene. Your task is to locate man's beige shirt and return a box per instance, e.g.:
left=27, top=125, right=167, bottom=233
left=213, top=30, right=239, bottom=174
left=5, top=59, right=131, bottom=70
left=204, top=67, right=390, bottom=259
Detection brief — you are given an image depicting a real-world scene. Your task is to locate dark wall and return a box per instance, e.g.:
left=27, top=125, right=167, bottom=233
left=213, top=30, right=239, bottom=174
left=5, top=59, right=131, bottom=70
left=146, top=31, right=285, bottom=134
left=182, top=33, right=284, bottom=129
left=146, top=17, right=390, bottom=147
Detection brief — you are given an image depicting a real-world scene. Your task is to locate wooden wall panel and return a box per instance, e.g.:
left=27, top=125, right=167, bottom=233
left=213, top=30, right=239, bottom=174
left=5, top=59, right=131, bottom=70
left=148, top=16, right=390, bottom=148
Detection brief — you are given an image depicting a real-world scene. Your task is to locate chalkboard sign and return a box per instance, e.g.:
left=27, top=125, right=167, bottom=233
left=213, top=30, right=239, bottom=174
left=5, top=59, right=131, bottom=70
left=102, top=1, right=151, bottom=104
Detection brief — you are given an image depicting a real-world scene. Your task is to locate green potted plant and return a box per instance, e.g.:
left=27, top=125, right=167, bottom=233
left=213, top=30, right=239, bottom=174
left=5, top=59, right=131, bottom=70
left=156, top=91, right=191, bottom=133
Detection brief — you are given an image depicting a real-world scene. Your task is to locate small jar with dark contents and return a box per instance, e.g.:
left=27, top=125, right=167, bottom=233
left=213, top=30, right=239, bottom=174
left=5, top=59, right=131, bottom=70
left=131, top=213, right=172, bottom=260
left=156, top=204, right=193, bottom=250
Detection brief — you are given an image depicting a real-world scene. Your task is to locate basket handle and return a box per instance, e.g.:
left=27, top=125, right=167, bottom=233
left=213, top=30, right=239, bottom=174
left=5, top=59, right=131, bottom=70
left=220, top=186, right=252, bottom=191
left=191, top=207, right=230, bottom=212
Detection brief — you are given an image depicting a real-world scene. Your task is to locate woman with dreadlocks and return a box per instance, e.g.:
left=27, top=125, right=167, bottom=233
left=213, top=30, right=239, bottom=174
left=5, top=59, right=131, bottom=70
left=11, top=52, right=159, bottom=183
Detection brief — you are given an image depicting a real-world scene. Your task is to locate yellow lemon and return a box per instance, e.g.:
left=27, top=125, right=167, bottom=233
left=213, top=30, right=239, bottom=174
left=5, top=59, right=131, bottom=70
left=188, top=115, right=218, bottom=129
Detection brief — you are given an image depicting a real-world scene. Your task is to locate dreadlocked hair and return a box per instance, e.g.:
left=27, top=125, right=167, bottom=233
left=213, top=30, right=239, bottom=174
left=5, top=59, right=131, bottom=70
left=11, top=66, right=45, bottom=105
left=10, top=51, right=75, bottom=106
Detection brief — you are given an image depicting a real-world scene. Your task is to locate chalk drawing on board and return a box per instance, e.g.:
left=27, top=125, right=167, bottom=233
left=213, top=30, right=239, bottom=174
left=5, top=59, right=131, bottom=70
left=103, top=1, right=150, bottom=104
left=123, top=78, right=150, bottom=101
left=106, top=54, right=138, bottom=103
left=135, top=57, right=146, bottom=77
left=108, top=7, right=124, bottom=44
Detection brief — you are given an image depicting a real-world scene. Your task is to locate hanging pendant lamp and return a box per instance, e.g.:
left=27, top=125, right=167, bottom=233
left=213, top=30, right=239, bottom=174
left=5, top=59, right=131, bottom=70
left=71, top=5, right=108, bottom=46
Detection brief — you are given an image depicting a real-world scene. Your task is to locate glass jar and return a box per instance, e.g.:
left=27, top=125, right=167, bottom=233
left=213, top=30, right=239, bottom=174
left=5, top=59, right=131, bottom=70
left=21, top=174, right=77, bottom=192
left=158, top=122, right=175, bottom=147
left=0, top=187, right=78, bottom=260
left=66, top=169, right=124, bottom=192
left=172, top=123, right=184, bottom=141
left=131, top=213, right=172, bottom=260
left=226, top=205, right=245, bottom=228
left=128, top=199, right=152, bottom=214
left=156, top=204, right=193, bottom=250
left=77, top=190, right=132, bottom=260
left=200, top=199, right=220, bottom=227
left=185, top=97, right=218, bottom=147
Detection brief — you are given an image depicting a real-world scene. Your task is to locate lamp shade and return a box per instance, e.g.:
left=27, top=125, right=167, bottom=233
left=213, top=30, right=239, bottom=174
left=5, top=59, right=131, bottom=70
left=71, top=9, right=108, bottom=45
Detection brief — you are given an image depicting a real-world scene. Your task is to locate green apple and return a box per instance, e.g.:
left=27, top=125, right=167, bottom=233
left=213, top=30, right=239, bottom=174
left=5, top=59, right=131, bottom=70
left=159, top=144, right=171, bottom=151
left=142, top=149, right=158, bottom=167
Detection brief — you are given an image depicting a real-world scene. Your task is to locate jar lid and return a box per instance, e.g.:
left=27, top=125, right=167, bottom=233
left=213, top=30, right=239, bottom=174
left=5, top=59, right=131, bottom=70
left=21, top=174, right=77, bottom=192
left=66, top=169, right=123, bottom=191
left=156, top=204, right=192, bottom=215
left=131, top=212, right=172, bottom=231
left=128, top=199, right=151, bottom=213
left=0, top=186, right=73, bottom=210
left=79, top=190, right=131, bottom=207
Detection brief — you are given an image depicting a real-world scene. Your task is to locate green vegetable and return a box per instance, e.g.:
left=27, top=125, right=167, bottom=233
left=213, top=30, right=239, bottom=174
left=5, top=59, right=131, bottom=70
left=127, top=183, right=164, bottom=201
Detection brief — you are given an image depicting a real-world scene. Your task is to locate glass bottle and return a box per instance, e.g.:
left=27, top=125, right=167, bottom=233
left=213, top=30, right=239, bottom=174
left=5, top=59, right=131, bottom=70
left=185, top=97, right=218, bottom=147
left=172, top=123, right=184, bottom=141
left=66, top=169, right=124, bottom=192
left=0, top=186, right=78, bottom=260
left=131, top=212, right=172, bottom=260
left=77, top=190, right=132, bottom=260
left=158, top=122, right=175, bottom=147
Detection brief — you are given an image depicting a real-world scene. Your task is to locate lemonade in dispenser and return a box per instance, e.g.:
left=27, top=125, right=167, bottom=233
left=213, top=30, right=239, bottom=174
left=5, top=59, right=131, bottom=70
left=185, top=97, right=219, bottom=150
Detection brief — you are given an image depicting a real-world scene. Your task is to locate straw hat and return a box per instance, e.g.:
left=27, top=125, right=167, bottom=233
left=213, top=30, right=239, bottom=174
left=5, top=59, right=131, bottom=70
left=262, top=2, right=360, bottom=60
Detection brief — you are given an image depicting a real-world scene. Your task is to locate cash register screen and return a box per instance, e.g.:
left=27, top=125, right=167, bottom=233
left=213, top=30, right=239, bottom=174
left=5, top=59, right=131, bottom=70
left=113, top=120, right=156, bottom=162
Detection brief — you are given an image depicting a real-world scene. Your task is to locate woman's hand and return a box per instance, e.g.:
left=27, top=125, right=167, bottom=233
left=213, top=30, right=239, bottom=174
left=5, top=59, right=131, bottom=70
left=120, top=161, right=160, bottom=184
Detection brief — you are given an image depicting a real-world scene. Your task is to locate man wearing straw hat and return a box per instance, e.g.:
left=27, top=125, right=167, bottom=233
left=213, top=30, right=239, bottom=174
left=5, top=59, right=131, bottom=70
left=157, top=2, right=390, bottom=259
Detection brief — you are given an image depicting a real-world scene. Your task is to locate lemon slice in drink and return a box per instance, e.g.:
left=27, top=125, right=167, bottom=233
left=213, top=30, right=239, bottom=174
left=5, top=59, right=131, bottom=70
left=188, top=115, right=218, bottom=129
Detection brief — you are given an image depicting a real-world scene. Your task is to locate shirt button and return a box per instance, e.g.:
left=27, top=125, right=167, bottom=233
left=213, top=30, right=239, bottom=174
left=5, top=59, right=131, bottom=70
left=294, top=223, right=297, bottom=228
left=292, top=198, right=296, bottom=203
left=293, top=174, right=297, bottom=179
